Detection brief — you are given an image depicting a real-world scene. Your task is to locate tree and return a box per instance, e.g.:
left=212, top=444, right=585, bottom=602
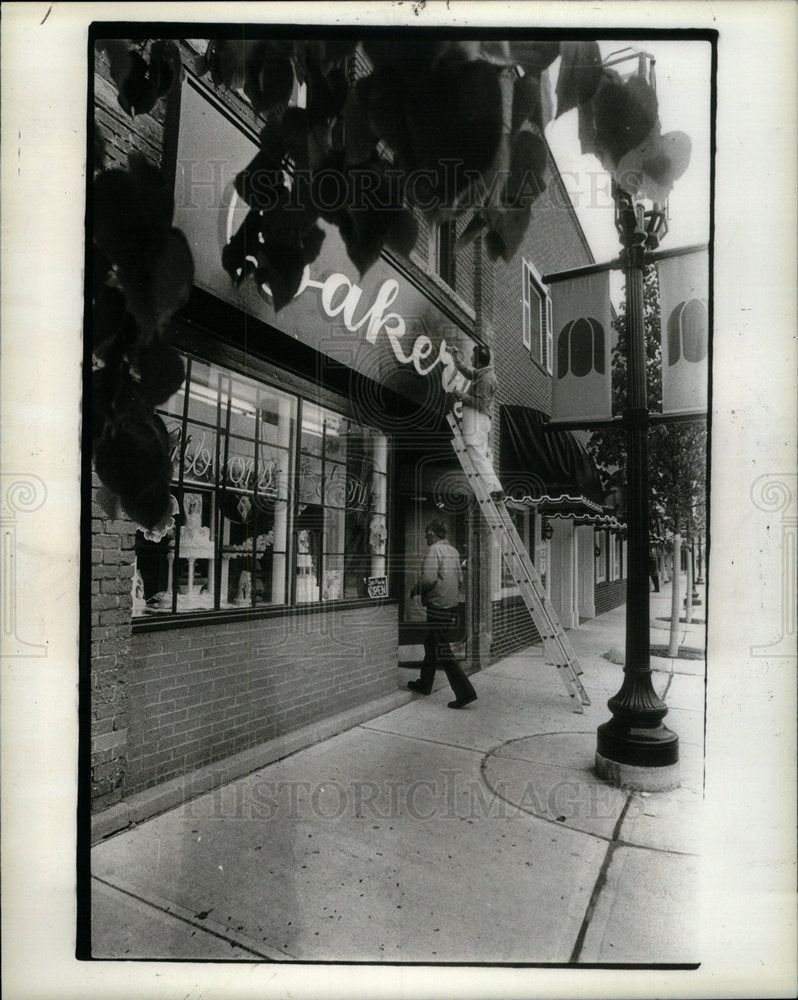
left=91, top=36, right=693, bottom=531
left=587, top=264, right=707, bottom=646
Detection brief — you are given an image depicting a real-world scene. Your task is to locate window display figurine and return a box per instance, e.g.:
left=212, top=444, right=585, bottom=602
left=132, top=568, right=146, bottom=615
left=369, top=513, right=387, bottom=554
left=296, top=529, right=319, bottom=602
left=235, top=569, right=252, bottom=604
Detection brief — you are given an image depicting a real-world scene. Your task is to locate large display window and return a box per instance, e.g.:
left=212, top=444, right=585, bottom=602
left=133, top=354, right=389, bottom=618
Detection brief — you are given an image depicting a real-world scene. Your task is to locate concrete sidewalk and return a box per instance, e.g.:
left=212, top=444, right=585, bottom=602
left=91, top=578, right=705, bottom=964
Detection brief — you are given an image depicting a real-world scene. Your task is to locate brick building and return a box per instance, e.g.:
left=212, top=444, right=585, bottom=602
left=88, top=37, right=625, bottom=834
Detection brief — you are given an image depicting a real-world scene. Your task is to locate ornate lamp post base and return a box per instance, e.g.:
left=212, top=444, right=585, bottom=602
left=595, top=749, right=680, bottom=792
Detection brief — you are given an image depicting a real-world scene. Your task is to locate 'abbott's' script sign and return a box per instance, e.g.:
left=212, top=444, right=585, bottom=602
left=173, top=76, right=476, bottom=412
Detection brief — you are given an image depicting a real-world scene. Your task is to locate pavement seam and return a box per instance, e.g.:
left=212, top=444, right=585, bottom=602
left=568, top=795, right=634, bottom=963
left=356, top=723, right=493, bottom=754
left=92, top=876, right=281, bottom=961
left=613, top=840, right=700, bottom=858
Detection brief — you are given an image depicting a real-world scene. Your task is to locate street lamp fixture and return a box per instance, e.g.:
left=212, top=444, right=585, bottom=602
left=595, top=51, right=680, bottom=792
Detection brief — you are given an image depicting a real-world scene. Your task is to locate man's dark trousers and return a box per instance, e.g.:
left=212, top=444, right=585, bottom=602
left=418, top=606, right=476, bottom=701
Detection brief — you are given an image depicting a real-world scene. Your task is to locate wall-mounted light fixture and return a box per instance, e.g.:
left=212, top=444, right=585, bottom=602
left=541, top=518, right=554, bottom=541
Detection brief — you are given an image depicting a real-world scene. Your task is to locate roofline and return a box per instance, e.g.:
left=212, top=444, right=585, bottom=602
left=544, top=135, right=596, bottom=266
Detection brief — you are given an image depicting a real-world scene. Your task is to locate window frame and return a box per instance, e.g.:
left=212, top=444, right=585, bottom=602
left=595, top=529, right=608, bottom=584
left=435, top=219, right=458, bottom=290
left=132, top=351, right=392, bottom=627
left=610, top=533, right=623, bottom=581
left=492, top=507, right=533, bottom=601
left=522, top=258, right=552, bottom=373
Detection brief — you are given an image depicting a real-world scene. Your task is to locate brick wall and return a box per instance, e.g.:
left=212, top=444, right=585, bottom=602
left=594, top=579, right=627, bottom=616
left=490, top=597, right=541, bottom=660
left=124, top=604, right=398, bottom=794
left=90, top=472, right=138, bottom=809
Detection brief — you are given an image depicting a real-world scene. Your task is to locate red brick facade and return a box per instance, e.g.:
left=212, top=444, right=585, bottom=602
left=124, top=605, right=397, bottom=795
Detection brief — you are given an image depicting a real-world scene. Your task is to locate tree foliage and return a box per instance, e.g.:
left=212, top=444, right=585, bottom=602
left=91, top=36, right=693, bottom=532
left=588, top=266, right=707, bottom=536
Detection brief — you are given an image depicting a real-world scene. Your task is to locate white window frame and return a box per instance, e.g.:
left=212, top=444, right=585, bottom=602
left=595, top=530, right=607, bottom=584
left=609, top=533, right=623, bottom=582
left=433, top=220, right=457, bottom=289
left=492, top=507, right=531, bottom=600
left=522, top=258, right=553, bottom=373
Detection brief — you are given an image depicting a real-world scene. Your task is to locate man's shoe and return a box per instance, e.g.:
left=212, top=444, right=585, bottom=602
left=408, top=680, right=431, bottom=694
left=447, top=694, right=477, bottom=709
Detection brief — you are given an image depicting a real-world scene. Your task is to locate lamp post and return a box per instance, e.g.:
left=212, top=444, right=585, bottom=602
left=595, top=180, right=680, bottom=791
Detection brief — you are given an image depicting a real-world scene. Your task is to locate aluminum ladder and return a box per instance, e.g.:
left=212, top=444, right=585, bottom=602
left=447, top=412, right=590, bottom=711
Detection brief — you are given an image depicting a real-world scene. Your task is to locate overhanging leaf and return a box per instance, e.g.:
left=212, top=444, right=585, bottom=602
left=253, top=244, right=306, bottom=311
left=243, top=41, right=295, bottom=116
left=508, top=40, right=560, bottom=78
left=556, top=41, right=602, bottom=118
left=594, top=71, right=659, bottom=164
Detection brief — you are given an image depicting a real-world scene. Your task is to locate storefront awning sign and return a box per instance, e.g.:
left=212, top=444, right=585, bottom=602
left=173, top=76, right=478, bottom=419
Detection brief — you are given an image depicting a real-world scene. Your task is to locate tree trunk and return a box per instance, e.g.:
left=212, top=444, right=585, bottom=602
left=668, top=532, right=682, bottom=656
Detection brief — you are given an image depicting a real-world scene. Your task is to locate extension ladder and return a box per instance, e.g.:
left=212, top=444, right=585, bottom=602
left=447, top=412, right=590, bottom=711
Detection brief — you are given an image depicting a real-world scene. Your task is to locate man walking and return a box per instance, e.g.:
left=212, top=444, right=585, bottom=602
left=649, top=554, right=660, bottom=592
left=408, top=519, right=477, bottom=709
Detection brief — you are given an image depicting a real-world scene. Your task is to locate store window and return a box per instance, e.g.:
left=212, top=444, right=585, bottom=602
left=133, top=355, right=389, bottom=618
left=522, top=259, right=553, bottom=373
left=595, top=530, right=608, bottom=584
left=295, top=402, right=388, bottom=603
left=492, top=507, right=532, bottom=600
left=436, top=220, right=457, bottom=289
left=611, top=533, right=623, bottom=581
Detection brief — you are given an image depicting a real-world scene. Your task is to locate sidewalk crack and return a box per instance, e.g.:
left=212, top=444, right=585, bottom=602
left=568, top=795, right=633, bottom=963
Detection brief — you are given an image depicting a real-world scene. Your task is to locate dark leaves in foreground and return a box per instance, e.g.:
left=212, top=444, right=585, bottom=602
left=92, top=149, right=192, bottom=528
left=97, top=39, right=181, bottom=117
left=93, top=153, right=193, bottom=340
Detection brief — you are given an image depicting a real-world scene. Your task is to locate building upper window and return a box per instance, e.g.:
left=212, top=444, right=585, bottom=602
left=522, top=259, right=553, bottom=373
left=132, top=354, right=389, bottom=619
left=436, top=220, right=457, bottom=289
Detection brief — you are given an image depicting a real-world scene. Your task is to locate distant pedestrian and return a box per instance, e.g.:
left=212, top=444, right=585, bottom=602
left=649, top=555, right=660, bottom=592
left=450, top=344, right=504, bottom=500
left=408, top=520, right=477, bottom=709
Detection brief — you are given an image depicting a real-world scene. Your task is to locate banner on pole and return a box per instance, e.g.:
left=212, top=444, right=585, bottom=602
left=549, top=271, right=613, bottom=422
left=657, top=248, right=709, bottom=415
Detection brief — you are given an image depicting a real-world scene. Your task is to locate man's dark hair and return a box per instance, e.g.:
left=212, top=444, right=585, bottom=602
left=474, top=345, right=491, bottom=367
left=426, top=519, right=447, bottom=539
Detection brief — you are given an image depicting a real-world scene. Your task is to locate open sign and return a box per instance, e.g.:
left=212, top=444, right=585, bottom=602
left=365, top=576, right=388, bottom=599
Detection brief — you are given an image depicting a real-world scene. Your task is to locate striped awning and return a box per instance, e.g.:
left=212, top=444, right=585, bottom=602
left=500, top=405, right=605, bottom=515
